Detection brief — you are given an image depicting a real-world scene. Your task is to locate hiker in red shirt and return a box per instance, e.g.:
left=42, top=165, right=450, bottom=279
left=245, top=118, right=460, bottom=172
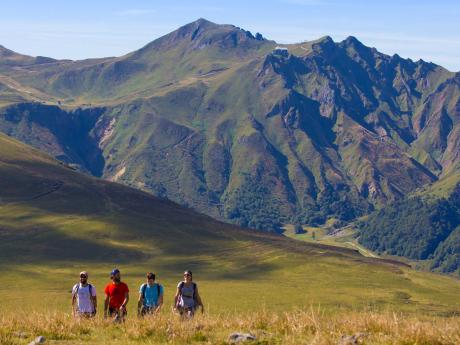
left=104, top=268, right=129, bottom=322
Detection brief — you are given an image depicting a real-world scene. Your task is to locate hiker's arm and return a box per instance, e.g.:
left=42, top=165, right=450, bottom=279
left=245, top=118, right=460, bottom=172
left=137, top=293, right=143, bottom=315
left=120, top=292, right=129, bottom=310
left=104, top=294, right=109, bottom=318
left=155, top=291, right=164, bottom=312
left=173, top=287, right=180, bottom=310
left=195, top=287, right=204, bottom=313
left=92, top=295, right=98, bottom=312
left=71, top=291, right=77, bottom=316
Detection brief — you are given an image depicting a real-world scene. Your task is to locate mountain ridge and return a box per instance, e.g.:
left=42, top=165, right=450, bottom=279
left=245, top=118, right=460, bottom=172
left=0, top=18, right=459, bottom=239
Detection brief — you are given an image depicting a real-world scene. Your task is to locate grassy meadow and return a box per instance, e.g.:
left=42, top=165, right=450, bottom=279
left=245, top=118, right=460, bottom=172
left=2, top=257, right=460, bottom=344
left=1, top=308, right=460, bottom=345
left=1, top=133, right=460, bottom=344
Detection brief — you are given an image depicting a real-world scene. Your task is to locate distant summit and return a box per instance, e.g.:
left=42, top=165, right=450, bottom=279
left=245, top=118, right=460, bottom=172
left=136, top=18, right=272, bottom=54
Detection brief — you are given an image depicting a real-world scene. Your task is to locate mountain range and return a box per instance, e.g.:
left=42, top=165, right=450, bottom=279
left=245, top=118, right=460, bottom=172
left=0, top=19, right=459, bottom=267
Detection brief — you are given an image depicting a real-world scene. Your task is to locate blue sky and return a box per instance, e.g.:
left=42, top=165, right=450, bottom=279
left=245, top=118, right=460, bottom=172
left=1, top=0, right=459, bottom=71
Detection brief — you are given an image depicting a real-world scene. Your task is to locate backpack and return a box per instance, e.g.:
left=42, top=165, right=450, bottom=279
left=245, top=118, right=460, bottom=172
left=176, top=282, right=197, bottom=308
left=141, top=283, right=161, bottom=306
left=75, top=283, right=93, bottom=296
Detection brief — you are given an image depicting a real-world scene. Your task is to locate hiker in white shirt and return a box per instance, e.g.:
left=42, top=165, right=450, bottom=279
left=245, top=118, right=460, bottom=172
left=72, top=271, right=97, bottom=318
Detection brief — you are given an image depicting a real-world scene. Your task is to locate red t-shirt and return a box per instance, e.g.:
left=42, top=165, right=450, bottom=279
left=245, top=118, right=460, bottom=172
left=104, top=282, right=129, bottom=309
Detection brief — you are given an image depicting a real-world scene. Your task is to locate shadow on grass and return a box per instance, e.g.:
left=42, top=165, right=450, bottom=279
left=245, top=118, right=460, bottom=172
left=0, top=227, right=147, bottom=264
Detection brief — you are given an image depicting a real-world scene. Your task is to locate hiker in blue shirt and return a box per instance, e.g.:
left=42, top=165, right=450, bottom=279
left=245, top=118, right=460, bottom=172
left=137, top=272, right=164, bottom=316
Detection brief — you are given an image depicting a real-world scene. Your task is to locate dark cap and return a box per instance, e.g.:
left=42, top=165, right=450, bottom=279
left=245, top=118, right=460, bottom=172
left=110, top=268, right=120, bottom=276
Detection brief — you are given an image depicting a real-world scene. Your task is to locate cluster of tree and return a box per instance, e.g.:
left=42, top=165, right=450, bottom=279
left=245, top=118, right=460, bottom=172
left=297, top=185, right=369, bottom=226
left=223, top=176, right=286, bottom=233
left=431, top=227, right=460, bottom=273
left=357, top=184, right=460, bottom=274
left=224, top=178, right=369, bottom=233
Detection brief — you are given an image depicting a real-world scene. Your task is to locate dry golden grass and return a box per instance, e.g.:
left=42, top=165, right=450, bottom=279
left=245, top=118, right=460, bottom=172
left=0, top=308, right=459, bottom=345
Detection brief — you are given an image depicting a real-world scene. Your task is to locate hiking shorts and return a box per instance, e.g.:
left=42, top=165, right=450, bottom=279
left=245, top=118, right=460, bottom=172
left=177, top=306, right=196, bottom=317
left=140, top=305, right=158, bottom=316
left=109, top=306, right=127, bottom=318
left=76, top=311, right=96, bottom=318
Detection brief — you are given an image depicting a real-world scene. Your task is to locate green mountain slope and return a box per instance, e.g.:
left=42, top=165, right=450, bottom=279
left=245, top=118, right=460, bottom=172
left=357, top=175, right=460, bottom=274
left=1, top=131, right=460, bottom=316
left=0, top=19, right=459, bottom=235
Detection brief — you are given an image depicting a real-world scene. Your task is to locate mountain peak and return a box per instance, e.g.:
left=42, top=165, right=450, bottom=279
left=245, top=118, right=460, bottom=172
left=0, top=45, right=15, bottom=57
left=311, top=35, right=336, bottom=53
left=179, top=18, right=219, bottom=33
left=316, top=35, right=334, bottom=44
left=138, top=18, right=271, bottom=54
left=339, top=35, right=370, bottom=55
left=343, top=36, right=362, bottom=46
left=195, top=17, right=215, bottom=26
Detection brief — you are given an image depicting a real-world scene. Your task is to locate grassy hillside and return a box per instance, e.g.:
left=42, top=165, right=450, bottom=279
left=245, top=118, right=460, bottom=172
left=0, top=132, right=459, bottom=315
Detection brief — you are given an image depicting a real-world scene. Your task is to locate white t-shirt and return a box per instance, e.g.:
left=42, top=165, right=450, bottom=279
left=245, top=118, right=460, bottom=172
left=72, top=283, right=96, bottom=313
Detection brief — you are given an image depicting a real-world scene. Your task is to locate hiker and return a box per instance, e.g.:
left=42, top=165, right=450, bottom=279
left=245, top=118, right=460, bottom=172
left=173, top=270, right=204, bottom=318
left=104, top=268, right=129, bottom=322
left=137, top=272, right=164, bottom=317
left=71, top=271, right=97, bottom=318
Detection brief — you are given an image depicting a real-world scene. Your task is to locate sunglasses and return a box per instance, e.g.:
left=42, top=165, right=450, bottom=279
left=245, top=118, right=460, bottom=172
left=184, top=274, right=191, bottom=277
left=80, top=275, right=87, bottom=278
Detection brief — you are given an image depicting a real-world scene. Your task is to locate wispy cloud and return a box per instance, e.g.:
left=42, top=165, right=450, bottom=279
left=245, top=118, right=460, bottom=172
left=114, top=9, right=156, bottom=16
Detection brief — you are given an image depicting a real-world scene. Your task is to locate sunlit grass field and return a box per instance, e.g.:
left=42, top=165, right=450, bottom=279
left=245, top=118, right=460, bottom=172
left=2, top=255, right=460, bottom=344
left=2, top=308, right=460, bottom=345
left=1, top=133, right=460, bottom=344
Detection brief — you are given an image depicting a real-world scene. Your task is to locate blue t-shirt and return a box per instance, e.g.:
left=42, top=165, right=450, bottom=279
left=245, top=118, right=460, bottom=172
left=139, top=283, right=164, bottom=307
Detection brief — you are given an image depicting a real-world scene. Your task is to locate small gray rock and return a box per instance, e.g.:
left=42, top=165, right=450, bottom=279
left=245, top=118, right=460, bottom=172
left=228, top=332, right=256, bottom=343
left=28, top=335, right=46, bottom=345
left=338, top=332, right=367, bottom=345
